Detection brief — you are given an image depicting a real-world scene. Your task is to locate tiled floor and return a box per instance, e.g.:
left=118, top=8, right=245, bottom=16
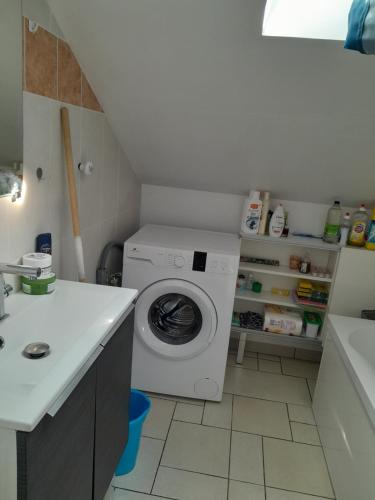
left=109, top=352, right=335, bottom=500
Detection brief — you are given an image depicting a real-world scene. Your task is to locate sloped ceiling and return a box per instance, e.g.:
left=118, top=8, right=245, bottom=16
left=47, top=0, right=375, bottom=205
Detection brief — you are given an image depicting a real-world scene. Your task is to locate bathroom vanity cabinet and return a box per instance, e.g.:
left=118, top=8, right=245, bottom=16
left=16, top=310, right=134, bottom=500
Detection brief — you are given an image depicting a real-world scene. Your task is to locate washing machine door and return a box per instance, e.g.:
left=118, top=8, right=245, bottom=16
left=135, top=279, right=218, bottom=360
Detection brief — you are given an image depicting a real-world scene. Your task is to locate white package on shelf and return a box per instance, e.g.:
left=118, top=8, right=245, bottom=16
left=263, top=305, right=303, bottom=335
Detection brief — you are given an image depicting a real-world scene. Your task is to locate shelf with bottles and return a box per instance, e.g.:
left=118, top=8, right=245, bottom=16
left=238, top=227, right=337, bottom=308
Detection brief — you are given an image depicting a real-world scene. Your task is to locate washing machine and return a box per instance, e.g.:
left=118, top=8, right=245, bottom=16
left=122, top=224, right=240, bottom=401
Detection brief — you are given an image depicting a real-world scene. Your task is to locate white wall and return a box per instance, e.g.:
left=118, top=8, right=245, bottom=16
left=141, top=184, right=352, bottom=236
left=329, top=247, right=375, bottom=318
left=47, top=0, right=375, bottom=207
left=0, top=0, right=141, bottom=287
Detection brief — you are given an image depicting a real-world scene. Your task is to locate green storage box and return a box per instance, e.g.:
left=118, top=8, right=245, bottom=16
left=303, top=311, right=322, bottom=338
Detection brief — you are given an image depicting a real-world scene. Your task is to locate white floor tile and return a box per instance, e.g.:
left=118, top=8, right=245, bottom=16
left=233, top=396, right=291, bottom=440
left=224, top=366, right=311, bottom=405
left=288, top=404, right=315, bottom=425
left=104, top=486, right=114, bottom=500
left=230, top=431, right=264, bottom=485
left=295, top=348, right=322, bottom=363
left=281, top=359, right=320, bottom=379
left=161, top=421, right=230, bottom=477
left=254, top=343, right=294, bottom=358
left=203, top=393, right=233, bottom=429
left=227, top=352, right=258, bottom=370
left=153, top=466, right=228, bottom=500
left=174, top=403, right=203, bottom=424
left=266, top=488, right=330, bottom=500
left=263, top=438, right=334, bottom=498
left=307, top=379, right=316, bottom=398
left=258, top=353, right=280, bottom=361
left=145, top=392, right=204, bottom=406
left=113, top=437, right=164, bottom=494
left=228, top=480, right=265, bottom=500
left=291, top=422, right=320, bottom=446
left=142, top=397, right=175, bottom=440
left=245, top=350, right=258, bottom=358
left=114, top=490, right=168, bottom=499
left=258, top=359, right=282, bottom=374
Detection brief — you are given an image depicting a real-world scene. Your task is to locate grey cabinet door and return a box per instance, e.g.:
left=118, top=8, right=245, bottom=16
left=17, top=364, right=96, bottom=500
left=94, top=310, right=134, bottom=500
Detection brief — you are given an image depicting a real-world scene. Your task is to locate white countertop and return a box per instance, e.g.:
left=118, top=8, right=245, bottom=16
left=328, top=314, right=375, bottom=427
left=0, top=280, right=138, bottom=432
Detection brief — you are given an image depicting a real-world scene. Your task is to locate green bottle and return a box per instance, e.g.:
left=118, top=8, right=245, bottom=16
left=323, top=201, right=341, bottom=244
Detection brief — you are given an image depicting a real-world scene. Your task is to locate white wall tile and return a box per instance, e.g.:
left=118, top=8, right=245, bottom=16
left=100, top=118, right=120, bottom=221
left=79, top=109, right=103, bottom=230
left=2, top=92, right=140, bottom=288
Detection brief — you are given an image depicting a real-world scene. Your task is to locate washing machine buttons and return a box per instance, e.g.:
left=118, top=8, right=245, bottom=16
left=174, top=255, right=185, bottom=268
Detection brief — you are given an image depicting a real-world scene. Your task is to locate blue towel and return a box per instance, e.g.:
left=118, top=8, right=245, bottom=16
left=345, top=0, right=375, bottom=54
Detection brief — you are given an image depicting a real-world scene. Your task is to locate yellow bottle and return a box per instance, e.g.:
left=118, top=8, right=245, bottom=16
left=349, top=205, right=368, bottom=247
left=365, top=208, right=375, bottom=250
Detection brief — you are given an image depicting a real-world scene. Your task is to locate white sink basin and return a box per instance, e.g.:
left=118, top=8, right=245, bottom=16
left=0, top=280, right=137, bottom=431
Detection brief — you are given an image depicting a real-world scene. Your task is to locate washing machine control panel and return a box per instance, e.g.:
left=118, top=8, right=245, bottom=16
left=127, top=245, right=236, bottom=274
left=206, top=254, right=235, bottom=274
left=174, top=255, right=186, bottom=268
left=165, top=251, right=235, bottom=274
left=192, top=251, right=207, bottom=272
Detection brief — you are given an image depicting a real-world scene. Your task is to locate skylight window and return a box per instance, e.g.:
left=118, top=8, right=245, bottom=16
left=262, top=0, right=353, bottom=41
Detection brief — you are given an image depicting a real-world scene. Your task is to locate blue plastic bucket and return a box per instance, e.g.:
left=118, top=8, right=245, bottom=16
left=115, top=389, right=151, bottom=476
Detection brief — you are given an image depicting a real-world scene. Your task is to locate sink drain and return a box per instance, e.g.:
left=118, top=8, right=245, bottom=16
left=23, top=343, right=50, bottom=359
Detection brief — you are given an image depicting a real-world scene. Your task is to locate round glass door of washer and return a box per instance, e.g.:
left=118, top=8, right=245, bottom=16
left=135, top=279, right=217, bottom=359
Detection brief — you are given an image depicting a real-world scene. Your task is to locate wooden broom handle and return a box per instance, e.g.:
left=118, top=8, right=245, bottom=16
left=61, top=107, right=80, bottom=237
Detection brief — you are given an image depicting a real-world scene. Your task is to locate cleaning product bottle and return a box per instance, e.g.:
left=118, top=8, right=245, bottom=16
left=349, top=204, right=368, bottom=247
left=269, top=204, right=285, bottom=238
left=339, top=212, right=351, bottom=247
left=258, top=192, right=270, bottom=235
left=282, top=211, right=289, bottom=238
left=366, top=208, right=375, bottom=250
left=323, top=201, right=341, bottom=244
left=241, top=190, right=262, bottom=234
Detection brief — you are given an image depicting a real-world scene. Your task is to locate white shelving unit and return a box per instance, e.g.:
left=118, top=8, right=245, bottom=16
left=239, top=232, right=341, bottom=252
left=233, top=233, right=340, bottom=363
left=235, top=289, right=327, bottom=311
left=231, top=326, right=322, bottom=351
left=235, top=288, right=299, bottom=308
left=238, top=261, right=333, bottom=283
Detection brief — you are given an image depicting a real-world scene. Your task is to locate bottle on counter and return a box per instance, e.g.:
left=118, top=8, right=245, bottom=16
left=323, top=201, right=341, bottom=244
left=339, top=212, right=351, bottom=247
left=258, top=192, right=270, bottom=235
left=241, top=190, right=263, bottom=234
left=365, top=208, right=375, bottom=250
left=348, top=204, right=368, bottom=247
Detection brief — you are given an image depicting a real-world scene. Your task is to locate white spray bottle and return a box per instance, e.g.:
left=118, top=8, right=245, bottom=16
left=241, top=191, right=263, bottom=234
